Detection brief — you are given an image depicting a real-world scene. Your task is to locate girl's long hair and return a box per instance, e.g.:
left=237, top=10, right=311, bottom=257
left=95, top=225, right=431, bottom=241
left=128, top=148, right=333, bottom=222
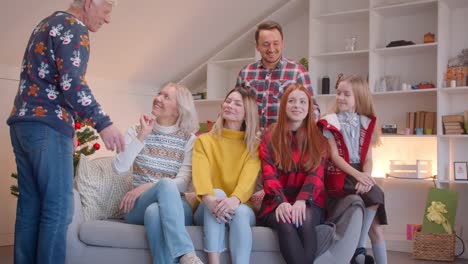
left=270, top=84, right=329, bottom=172
left=333, top=75, right=381, bottom=146
left=211, top=86, right=260, bottom=158
left=170, top=83, right=199, bottom=134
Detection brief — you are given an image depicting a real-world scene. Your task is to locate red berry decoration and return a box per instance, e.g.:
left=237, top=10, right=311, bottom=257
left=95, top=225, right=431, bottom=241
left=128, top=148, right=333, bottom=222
left=74, top=122, right=82, bottom=130
left=77, top=140, right=81, bottom=146
left=93, top=143, right=101, bottom=150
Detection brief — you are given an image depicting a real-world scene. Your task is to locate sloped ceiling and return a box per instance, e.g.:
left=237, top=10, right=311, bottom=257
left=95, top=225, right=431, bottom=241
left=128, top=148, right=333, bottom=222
left=1, top=0, right=287, bottom=86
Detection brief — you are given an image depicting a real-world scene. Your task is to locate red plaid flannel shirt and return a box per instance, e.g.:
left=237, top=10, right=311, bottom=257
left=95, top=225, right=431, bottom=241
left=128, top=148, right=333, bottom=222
left=257, top=131, right=326, bottom=220
left=236, top=57, right=320, bottom=129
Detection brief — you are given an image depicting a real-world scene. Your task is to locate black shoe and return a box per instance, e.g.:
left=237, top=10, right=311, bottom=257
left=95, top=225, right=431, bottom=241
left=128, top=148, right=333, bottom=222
left=351, top=247, right=375, bottom=264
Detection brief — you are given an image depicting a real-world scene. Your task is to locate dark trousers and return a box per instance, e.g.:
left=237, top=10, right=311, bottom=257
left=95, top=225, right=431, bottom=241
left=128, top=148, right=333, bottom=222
left=261, top=204, right=324, bottom=264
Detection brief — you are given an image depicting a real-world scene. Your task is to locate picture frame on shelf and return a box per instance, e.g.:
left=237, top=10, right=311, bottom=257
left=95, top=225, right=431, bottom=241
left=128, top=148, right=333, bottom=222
left=453, top=162, right=468, bottom=181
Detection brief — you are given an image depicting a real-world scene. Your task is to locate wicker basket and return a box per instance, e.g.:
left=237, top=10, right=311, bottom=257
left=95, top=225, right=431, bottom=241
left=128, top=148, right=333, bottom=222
left=413, top=231, right=455, bottom=262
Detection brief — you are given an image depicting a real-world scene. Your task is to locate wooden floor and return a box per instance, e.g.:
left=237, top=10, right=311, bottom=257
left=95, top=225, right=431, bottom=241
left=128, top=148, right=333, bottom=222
left=1, top=246, right=467, bottom=263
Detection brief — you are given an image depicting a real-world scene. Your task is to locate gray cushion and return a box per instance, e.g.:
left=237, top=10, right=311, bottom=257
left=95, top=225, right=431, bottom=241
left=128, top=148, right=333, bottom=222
left=80, top=220, right=147, bottom=249
left=80, top=221, right=281, bottom=252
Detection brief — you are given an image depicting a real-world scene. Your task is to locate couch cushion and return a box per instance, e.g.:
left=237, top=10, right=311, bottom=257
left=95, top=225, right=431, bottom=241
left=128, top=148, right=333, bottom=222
left=75, top=155, right=132, bottom=221
left=80, top=220, right=148, bottom=248
left=79, top=220, right=281, bottom=252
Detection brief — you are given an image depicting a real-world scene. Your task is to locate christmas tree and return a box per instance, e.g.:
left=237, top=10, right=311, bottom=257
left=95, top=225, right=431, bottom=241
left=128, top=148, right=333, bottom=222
left=10, top=117, right=101, bottom=197
left=72, top=117, right=101, bottom=170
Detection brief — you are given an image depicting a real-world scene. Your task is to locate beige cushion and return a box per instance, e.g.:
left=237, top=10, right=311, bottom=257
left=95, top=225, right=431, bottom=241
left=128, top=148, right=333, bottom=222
left=75, top=155, right=132, bottom=221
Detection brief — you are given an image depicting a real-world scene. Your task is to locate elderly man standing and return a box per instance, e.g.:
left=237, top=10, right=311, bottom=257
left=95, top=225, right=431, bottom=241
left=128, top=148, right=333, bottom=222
left=7, top=0, right=124, bottom=263
left=236, top=20, right=320, bottom=129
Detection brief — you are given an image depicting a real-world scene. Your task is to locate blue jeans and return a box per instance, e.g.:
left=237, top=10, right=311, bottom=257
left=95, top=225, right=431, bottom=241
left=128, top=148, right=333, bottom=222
left=125, top=178, right=194, bottom=264
left=194, top=189, right=255, bottom=264
left=10, top=123, right=74, bottom=264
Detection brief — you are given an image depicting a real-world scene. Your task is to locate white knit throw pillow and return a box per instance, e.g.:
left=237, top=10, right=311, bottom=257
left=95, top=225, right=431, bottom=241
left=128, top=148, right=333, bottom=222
left=75, top=155, right=132, bottom=220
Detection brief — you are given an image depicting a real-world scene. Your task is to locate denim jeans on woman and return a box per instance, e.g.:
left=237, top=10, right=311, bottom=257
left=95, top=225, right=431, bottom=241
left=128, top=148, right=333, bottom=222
left=124, top=178, right=194, bottom=264
left=10, top=122, right=74, bottom=264
left=194, top=189, right=256, bottom=264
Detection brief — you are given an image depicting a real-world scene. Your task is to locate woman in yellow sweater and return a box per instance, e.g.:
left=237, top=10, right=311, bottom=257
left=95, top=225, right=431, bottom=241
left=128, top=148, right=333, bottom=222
left=192, top=86, right=260, bottom=264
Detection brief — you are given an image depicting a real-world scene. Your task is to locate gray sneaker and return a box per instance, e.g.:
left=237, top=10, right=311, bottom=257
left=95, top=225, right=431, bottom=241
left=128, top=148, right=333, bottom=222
left=180, top=252, right=203, bottom=264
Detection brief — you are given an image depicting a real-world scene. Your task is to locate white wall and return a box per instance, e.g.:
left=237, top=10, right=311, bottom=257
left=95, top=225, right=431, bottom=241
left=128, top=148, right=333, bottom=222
left=0, top=64, right=159, bottom=246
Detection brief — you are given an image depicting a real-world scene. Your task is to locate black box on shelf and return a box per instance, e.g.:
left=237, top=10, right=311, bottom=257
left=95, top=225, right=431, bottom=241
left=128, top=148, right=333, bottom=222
left=382, top=124, right=397, bottom=134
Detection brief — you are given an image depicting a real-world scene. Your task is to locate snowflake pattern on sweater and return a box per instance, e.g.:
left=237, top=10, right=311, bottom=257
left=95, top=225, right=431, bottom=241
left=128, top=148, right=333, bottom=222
left=7, top=11, right=111, bottom=137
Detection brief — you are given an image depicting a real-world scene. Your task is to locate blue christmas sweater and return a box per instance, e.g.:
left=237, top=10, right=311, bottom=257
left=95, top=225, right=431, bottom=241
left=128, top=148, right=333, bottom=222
left=7, top=11, right=112, bottom=137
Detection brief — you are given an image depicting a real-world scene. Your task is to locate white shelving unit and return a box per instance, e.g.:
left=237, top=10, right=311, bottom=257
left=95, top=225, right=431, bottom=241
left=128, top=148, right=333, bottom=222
left=179, top=0, right=468, bottom=184
left=177, top=0, right=468, bottom=255
left=207, top=57, right=255, bottom=99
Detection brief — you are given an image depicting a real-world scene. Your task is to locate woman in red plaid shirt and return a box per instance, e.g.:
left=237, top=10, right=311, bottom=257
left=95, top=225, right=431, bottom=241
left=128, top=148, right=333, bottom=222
left=257, top=84, right=329, bottom=264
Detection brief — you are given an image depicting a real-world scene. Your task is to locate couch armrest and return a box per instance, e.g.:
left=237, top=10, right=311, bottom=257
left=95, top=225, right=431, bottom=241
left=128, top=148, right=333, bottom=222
left=65, top=189, right=87, bottom=264
left=315, top=195, right=365, bottom=264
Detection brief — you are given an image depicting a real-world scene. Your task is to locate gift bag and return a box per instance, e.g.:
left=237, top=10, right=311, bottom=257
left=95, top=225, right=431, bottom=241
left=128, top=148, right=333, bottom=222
left=413, top=188, right=458, bottom=261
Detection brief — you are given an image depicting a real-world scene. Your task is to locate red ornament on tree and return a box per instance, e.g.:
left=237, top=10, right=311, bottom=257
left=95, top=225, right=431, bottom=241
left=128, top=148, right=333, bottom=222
left=77, top=140, right=81, bottom=146
left=74, top=122, right=82, bottom=130
left=93, top=143, right=101, bottom=150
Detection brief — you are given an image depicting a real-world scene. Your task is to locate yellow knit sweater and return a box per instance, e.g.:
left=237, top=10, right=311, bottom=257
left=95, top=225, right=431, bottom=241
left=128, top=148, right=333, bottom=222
left=192, top=128, right=260, bottom=203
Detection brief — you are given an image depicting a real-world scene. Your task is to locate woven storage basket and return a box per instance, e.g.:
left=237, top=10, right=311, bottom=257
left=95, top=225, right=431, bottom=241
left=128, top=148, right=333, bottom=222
left=413, top=231, right=455, bottom=262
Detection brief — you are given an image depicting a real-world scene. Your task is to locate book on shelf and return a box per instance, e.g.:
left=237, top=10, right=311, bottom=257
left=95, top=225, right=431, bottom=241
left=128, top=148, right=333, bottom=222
left=442, top=115, right=464, bottom=123
left=424, top=112, right=435, bottom=131
left=443, top=122, right=464, bottom=134
left=407, top=112, right=415, bottom=134
left=444, top=121, right=463, bottom=126
left=444, top=123, right=463, bottom=130
left=406, top=111, right=436, bottom=134
left=415, top=111, right=424, bottom=129
left=465, top=110, right=468, bottom=133
left=444, top=129, right=464, bottom=135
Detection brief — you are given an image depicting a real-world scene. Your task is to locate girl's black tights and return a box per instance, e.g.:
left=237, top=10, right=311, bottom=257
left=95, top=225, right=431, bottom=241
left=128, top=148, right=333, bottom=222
left=262, top=204, right=323, bottom=264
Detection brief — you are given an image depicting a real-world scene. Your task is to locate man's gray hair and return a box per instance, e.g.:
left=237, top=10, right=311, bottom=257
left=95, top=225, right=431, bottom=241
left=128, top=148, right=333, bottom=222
left=71, top=0, right=117, bottom=9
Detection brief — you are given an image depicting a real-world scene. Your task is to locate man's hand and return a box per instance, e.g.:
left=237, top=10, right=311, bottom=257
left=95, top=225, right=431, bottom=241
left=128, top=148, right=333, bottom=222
left=99, top=125, right=125, bottom=153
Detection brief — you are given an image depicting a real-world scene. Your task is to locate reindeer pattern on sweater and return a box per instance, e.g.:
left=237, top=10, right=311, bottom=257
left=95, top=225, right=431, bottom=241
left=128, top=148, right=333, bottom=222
left=7, top=11, right=111, bottom=136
